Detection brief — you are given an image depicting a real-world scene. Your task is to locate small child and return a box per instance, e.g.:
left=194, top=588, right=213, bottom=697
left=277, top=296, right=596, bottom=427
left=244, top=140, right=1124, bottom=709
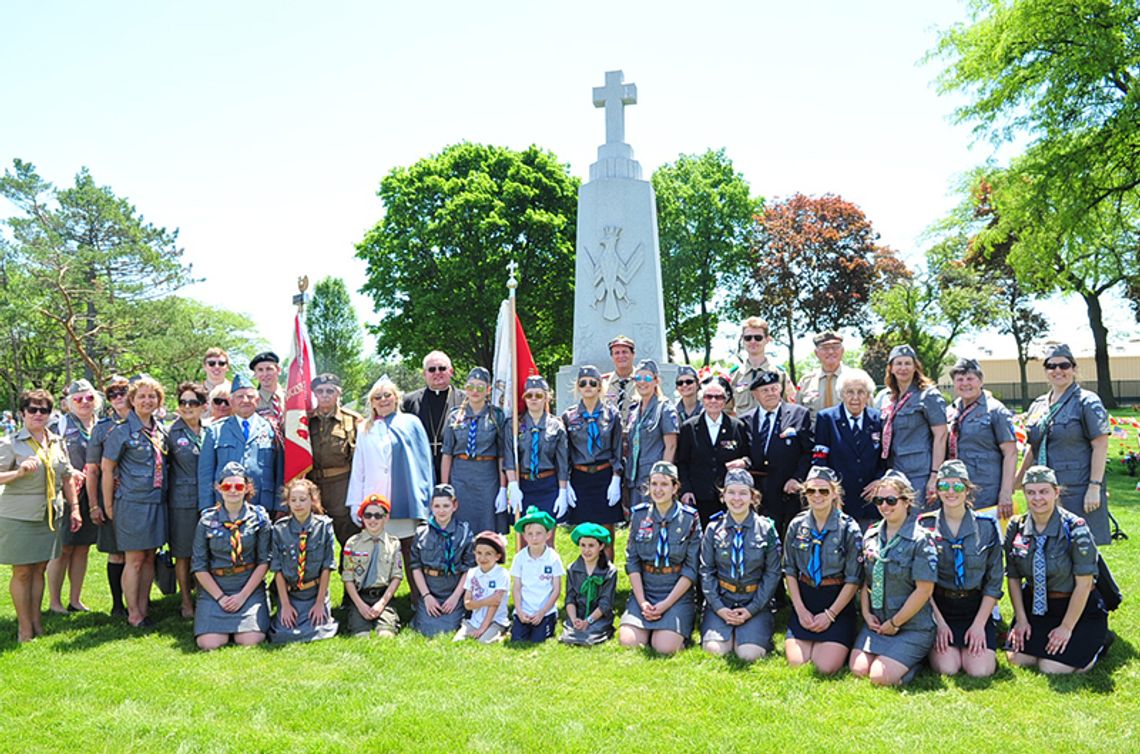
left=341, top=494, right=403, bottom=638
left=411, top=484, right=475, bottom=637
left=509, top=506, right=564, bottom=643
left=560, top=522, right=618, bottom=646
left=268, top=479, right=339, bottom=643
left=454, top=530, right=510, bottom=643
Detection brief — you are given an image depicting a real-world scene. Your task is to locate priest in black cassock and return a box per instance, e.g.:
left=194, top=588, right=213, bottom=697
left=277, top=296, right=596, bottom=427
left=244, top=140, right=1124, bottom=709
left=401, top=350, right=463, bottom=482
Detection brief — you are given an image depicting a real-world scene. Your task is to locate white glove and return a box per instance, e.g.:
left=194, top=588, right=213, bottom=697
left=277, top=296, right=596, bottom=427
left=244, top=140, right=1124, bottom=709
left=507, top=480, right=523, bottom=514
left=494, top=487, right=508, bottom=514
left=567, top=484, right=578, bottom=508
left=553, top=488, right=569, bottom=518
left=606, top=476, right=622, bottom=507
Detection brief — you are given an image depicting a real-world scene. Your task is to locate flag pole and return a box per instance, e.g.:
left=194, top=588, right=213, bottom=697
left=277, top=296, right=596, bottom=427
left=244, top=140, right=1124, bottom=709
left=507, top=261, right=520, bottom=519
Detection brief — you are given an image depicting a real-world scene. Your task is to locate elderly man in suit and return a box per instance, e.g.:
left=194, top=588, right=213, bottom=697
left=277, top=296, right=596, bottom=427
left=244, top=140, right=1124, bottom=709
left=811, top=369, right=885, bottom=530
left=198, top=374, right=283, bottom=515
left=740, top=370, right=813, bottom=540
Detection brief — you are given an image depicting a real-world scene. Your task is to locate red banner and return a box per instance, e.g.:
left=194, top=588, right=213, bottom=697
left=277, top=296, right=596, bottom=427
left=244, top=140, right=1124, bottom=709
left=284, top=311, right=315, bottom=484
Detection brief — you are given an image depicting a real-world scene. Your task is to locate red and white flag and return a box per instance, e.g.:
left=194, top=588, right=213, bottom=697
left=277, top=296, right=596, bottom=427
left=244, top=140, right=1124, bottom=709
left=491, top=298, right=538, bottom=414
left=284, top=310, right=316, bottom=484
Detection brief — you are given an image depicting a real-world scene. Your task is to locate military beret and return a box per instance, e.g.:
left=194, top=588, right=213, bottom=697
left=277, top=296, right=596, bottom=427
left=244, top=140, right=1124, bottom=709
left=523, top=375, right=549, bottom=393
left=466, top=367, right=492, bottom=385
left=570, top=522, right=612, bottom=545
left=474, top=530, right=507, bottom=563
left=66, top=378, right=95, bottom=396
left=949, top=357, right=983, bottom=378
left=937, top=459, right=970, bottom=482
left=676, top=365, right=698, bottom=380
left=805, top=466, right=840, bottom=484
left=249, top=351, right=280, bottom=369
left=723, top=468, right=754, bottom=489
left=813, top=331, right=843, bottom=347
left=749, top=370, right=781, bottom=391
left=1023, top=465, right=1058, bottom=486
left=649, top=460, right=679, bottom=481
left=887, top=345, right=918, bottom=363
left=514, top=505, right=556, bottom=533
left=607, top=335, right=636, bottom=352
left=311, top=373, right=341, bottom=389
left=1043, top=343, right=1075, bottom=364
left=432, top=483, right=457, bottom=500
left=356, top=494, right=391, bottom=522
left=577, top=365, right=603, bottom=381
left=217, top=461, right=247, bottom=483
left=230, top=373, right=256, bottom=393
left=635, top=359, right=659, bottom=376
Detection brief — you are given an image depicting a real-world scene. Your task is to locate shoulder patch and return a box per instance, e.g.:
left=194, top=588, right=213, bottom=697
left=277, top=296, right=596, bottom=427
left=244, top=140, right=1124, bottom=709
left=707, top=511, right=725, bottom=522
left=679, top=503, right=699, bottom=516
left=631, top=502, right=651, bottom=511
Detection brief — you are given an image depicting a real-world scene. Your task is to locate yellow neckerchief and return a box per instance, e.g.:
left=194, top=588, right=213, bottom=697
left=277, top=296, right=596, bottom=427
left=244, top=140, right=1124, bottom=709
left=24, top=433, right=58, bottom=531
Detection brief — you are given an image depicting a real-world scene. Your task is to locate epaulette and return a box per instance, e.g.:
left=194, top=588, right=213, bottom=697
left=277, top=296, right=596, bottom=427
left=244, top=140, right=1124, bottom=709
left=707, top=510, right=726, bottom=522
left=631, top=502, right=651, bottom=511
left=916, top=511, right=938, bottom=531
left=680, top=503, right=699, bottom=516
left=340, top=407, right=364, bottom=421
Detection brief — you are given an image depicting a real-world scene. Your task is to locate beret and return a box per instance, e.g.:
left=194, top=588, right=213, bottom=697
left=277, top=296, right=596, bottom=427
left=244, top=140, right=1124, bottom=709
left=570, top=522, right=612, bottom=545
left=514, top=505, right=556, bottom=533
left=249, top=351, right=280, bottom=369
left=749, top=370, right=781, bottom=391
left=311, top=373, right=341, bottom=389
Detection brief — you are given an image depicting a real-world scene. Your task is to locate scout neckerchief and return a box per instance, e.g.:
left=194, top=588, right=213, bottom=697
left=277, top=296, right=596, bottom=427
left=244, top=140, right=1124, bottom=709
left=947, top=398, right=980, bottom=460
left=627, top=399, right=650, bottom=482
left=653, top=504, right=681, bottom=568
left=580, top=567, right=605, bottom=616
left=139, top=421, right=164, bottom=489
left=524, top=414, right=542, bottom=478
left=361, top=534, right=385, bottom=589
left=880, top=388, right=915, bottom=460
left=465, top=408, right=480, bottom=457
left=614, top=377, right=631, bottom=423
left=221, top=506, right=246, bottom=566
left=429, top=517, right=456, bottom=574
left=1032, top=531, right=1048, bottom=616
left=1035, top=386, right=1078, bottom=466
left=581, top=404, right=603, bottom=455
left=25, top=434, right=58, bottom=531
left=730, top=519, right=747, bottom=580
left=296, top=525, right=309, bottom=584
left=870, top=527, right=904, bottom=610
left=943, top=524, right=968, bottom=589
left=808, top=519, right=831, bottom=587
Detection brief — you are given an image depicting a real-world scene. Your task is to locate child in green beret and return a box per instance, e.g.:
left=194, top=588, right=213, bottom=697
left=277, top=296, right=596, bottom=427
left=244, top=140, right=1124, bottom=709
left=560, top=523, right=618, bottom=645
left=510, top=506, right=564, bottom=642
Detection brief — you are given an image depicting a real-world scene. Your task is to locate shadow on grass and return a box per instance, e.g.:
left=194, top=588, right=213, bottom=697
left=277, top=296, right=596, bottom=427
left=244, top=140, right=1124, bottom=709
left=943, top=661, right=1016, bottom=690
left=1042, top=633, right=1136, bottom=694
left=47, top=596, right=199, bottom=653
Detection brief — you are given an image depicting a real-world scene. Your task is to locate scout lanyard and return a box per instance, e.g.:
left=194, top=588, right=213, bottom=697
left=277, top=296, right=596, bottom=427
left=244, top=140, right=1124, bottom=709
left=1035, top=388, right=1078, bottom=466
left=25, top=435, right=58, bottom=531
left=879, top=388, right=915, bottom=460
left=947, top=399, right=980, bottom=459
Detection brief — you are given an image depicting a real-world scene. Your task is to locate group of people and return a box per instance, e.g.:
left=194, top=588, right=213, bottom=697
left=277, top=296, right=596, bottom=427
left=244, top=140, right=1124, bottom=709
left=0, top=319, right=1117, bottom=682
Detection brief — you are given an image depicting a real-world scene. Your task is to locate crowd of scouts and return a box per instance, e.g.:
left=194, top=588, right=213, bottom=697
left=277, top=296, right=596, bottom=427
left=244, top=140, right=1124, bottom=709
left=0, top=318, right=1119, bottom=684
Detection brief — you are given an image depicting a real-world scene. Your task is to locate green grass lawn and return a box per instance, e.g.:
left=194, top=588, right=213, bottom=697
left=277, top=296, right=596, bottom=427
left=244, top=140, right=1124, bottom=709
left=2, top=422, right=1140, bottom=753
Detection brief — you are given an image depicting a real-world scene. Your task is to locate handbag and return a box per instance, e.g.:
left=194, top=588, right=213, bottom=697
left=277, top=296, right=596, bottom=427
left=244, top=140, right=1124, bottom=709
left=154, top=547, right=178, bottom=596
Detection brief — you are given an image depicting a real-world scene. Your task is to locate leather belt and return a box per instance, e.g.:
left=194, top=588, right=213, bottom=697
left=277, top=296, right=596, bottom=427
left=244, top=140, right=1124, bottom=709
left=455, top=454, right=496, bottom=462
left=718, top=579, right=758, bottom=594
left=290, top=578, right=319, bottom=591
left=642, top=564, right=681, bottom=575
left=519, top=469, right=557, bottom=480
left=573, top=462, right=612, bottom=474
left=798, top=574, right=845, bottom=587
left=1046, top=590, right=1072, bottom=599
left=935, top=586, right=980, bottom=599
left=312, top=466, right=351, bottom=480
left=422, top=567, right=455, bottom=577
left=212, top=562, right=255, bottom=576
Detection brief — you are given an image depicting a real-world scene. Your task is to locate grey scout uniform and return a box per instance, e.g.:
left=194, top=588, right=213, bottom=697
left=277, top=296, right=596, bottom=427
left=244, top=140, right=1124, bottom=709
left=560, top=558, right=618, bottom=645
left=621, top=501, right=701, bottom=635
left=948, top=393, right=1015, bottom=508
left=86, top=414, right=126, bottom=554
left=102, top=411, right=169, bottom=551
left=442, top=405, right=513, bottom=535
left=699, top=511, right=782, bottom=648
left=167, top=417, right=203, bottom=558
left=884, top=385, right=947, bottom=497
left=191, top=503, right=272, bottom=636
left=625, top=396, right=680, bottom=499
left=563, top=401, right=623, bottom=469
left=410, top=517, right=476, bottom=636
left=1025, top=383, right=1111, bottom=545
left=782, top=507, right=864, bottom=586
left=918, top=510, right=1003, bottom=598
left=268, top=514, right=338, bottom=643
left=54, top=414, right=97, bottom=547
left=517, top=412, right=569, bottom=481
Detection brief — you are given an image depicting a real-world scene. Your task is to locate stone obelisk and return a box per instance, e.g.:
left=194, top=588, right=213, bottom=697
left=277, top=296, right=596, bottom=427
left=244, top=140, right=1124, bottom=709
left=557, top=70, right=673, bottom=412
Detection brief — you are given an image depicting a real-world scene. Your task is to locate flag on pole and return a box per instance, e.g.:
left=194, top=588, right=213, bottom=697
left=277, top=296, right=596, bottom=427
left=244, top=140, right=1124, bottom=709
left=284, top=310, right=316, bottom=484
left=491, top=298, right=538, bottom=414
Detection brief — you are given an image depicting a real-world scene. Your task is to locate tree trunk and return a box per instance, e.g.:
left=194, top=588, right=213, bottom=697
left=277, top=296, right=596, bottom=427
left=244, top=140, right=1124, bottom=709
left=1081, top=290, right=1117, bottom=408
left=679, top=340, right=690, bottom=365
left=700, top=297, right=711, bottom=365
left=784, top=310, right=797, bottom=385
left=1011, top=317, right=1029, bottom=409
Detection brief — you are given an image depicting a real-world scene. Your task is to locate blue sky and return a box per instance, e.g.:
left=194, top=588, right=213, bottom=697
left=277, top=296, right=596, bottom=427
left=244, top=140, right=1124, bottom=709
left=2, top=1, right=1135, bottom=362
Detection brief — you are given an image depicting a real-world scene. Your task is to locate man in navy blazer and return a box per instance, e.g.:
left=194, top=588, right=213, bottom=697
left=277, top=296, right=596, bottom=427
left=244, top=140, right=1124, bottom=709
left=198, top=374, right=284, bottom=513
left=811, top=369, right=885, bottom=529
left=740, top=371, right=813, bottom=539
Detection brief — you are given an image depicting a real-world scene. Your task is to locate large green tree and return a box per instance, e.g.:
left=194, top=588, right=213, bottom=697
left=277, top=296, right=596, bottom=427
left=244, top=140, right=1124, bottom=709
left=306, top=276, right=365, bottom=400
left=356, top=143, right=579, bottom=380
left=653, top=149, right=762, bottom=365
left=931, top=0, right=1140, bottom=406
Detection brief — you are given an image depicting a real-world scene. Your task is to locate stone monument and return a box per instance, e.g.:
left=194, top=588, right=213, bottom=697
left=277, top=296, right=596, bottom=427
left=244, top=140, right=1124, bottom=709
left=557, top=70, right=674, bottom=412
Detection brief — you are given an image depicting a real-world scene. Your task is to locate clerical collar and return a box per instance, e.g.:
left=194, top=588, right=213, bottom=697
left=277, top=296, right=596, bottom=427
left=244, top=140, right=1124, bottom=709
left=429, top=387, right=451, bottom=396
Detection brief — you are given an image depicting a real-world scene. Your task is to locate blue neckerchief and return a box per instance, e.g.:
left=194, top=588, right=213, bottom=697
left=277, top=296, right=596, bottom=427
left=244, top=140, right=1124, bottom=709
left=582, top=405, right=602, bottom=455
left=809, top=523, right=830, bottom=587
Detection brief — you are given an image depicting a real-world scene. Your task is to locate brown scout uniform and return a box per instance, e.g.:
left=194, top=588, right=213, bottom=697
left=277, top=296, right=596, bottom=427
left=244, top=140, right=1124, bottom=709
left=308, top=406, right=363, bottom=547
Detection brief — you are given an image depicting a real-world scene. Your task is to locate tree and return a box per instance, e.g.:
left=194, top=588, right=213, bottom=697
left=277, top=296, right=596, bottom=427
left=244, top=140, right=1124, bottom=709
left=734, top=193, right=905, bottom=383
left=306, top=276, right=365, bottom=400
left=931, top=0, right=1140, bottom=406
left=653, top=149, right=762, bottom=364
left=356, top=142, right=579, bottom=380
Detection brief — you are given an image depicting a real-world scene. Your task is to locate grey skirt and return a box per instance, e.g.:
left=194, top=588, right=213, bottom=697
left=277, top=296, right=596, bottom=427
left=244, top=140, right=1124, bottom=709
left=620, top=590, right=697, bottom=636
left=412, top=572, right=466, bottom=637
left=854, top=623, right=935, bottom=670
left=113, top=499, right=166, bottom=551
left=270, top=587, right=338, bottom=644
left=167, top=507, right=200, bottom=559
left=96, top=504, right=121, bottom=554
left=0, top=516, right=61, bottom=565
left=194, top=572, right=269, bottom=636
left=559, top=617, right=615, bottom=646
left=450, top=457, right=500, bottom=535
left=701, top=607, right=774, bottom=650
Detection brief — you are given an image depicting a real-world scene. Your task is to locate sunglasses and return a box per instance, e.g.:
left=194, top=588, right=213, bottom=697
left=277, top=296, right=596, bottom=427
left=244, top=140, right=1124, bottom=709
left=212, top=398, right=230, bottom=406
left=937, top=481, right=967, bottom=493
left=578, top=379, right=599, bottom=388
left=465, top=384, right=487, bottom=393
left=675, top=379, right=696, bottom=387
left=313, top=387, right=338, bottom=396
left=371, top=393, right=395, bottom=400
left=179, top=399, right=204, bottom=407
left=872, top=495, right=903, bottom=507
left=633, top=375, right=654, bottom=383
left=205, top=359, right=228, bottom=368
left=362, top=511, right=388, bottom=520
left=803, top=487, right=831, bottom=497
left=426, top=365, right=450, bottom=373
left=742, top=334, right=767, bottom=342
left=1044, top=361, right=1073, bottom=371
left=523, top=392, right=545, bottom=401
left=703, top=394, right=727, bottom=401
left=106, top=389, right=128, bottom=399
left=72, top=394, right=96, bottom=404
left=25, top=405, right=51, bottom=415
left=219, top=482, right=246, bottom=492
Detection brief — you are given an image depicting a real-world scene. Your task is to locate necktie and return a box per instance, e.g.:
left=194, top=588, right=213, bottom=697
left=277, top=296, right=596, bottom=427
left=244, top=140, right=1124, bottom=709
left=731, top=526, right=745, bottom=580
left=880, top=390, right=914, bottom=460
left=296, top=528, right=308, bottom=584
left=654, top=511, right=674, bottom=568
left=242, top=419, right=250, bottom=441
left=871, top=531, right=902, bottom=610
left=529, top=426, right=541, bottom=478
left=809, top=524, right=830, bottom=586
left=823, top=374, right=835, bottom=408
left=581, top=573, right=605, bottom=617
left=362, top=535, right=384, bottom=589
left=582, top=406, right=602, bottom=455
left=1032, top=535, right=1048, bottom=616
left=850, top=413, right=860, bottom=433
left=945, top=535, right=967, bottom=588
left=430, top=518, right=456, bottom=574
left=466, top=414, right=478, bottom=457
left=760, top=412, right=774, bottom=455
left=25, top=436, right=58, bottom=531
left=222, top=516, right=246, bottom=566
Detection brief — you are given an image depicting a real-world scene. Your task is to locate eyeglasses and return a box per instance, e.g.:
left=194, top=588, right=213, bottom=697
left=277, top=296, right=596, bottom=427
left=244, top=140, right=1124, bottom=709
left=872, top=496, right=903, bottom=507
left=803, top=487, right=831, bottom=497
left=578, top=379, right=599, bottom=388
left=742, top=334, right=767, bottom=342
left=937, top=481, right=967, bottom=493
left=313, top=387, right=338, bottom=396
left=1044, top=361, right=1073, bottom=371
left=179, top=399, right=204, bottom=407
left=205, top=359, right=228, bottom=368
left=675, top=379, right=696, bottom=387
left=72, top=394, right=96, bottom=404
left=633, top=375, right=654, bottom=383
left=703, top=394, right=726, bottom=401
left=523, top=393, right=545, bottom=401
left=362, top=511, right=388, bottom=520
left=212, top=398, right=230, bottom=406
left=106, top=389, right=128, bottom=399
left=219, top=482, right=246, bottom=492
left=24, top=406, right=51, bottom=415
left=426, top=365, right=450, bottom=373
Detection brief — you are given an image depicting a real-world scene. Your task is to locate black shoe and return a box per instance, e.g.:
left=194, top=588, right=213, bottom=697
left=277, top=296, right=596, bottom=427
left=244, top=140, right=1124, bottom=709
left=129, top=617, right=155, bottom=629
left=1103, top=630, right=1117, bottom=654
left=67, top=603, right=90, bottom=613
left=111, top=605, right=128, bottom=619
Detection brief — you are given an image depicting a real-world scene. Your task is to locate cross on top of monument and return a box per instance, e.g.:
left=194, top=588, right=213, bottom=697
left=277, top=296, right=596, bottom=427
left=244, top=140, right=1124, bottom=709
left=593, top=70, right=637, bottom=146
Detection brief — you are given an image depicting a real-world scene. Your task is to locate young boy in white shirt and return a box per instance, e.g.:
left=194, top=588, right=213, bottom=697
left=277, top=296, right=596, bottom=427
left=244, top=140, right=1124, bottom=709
left=509, top=506, right=564, bottom=642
